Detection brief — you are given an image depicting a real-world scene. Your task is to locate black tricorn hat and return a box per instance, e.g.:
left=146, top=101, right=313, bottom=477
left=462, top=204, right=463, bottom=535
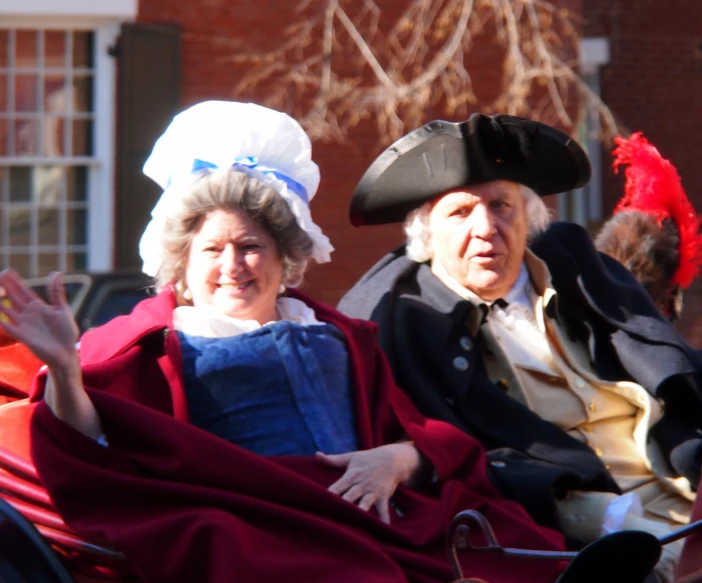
left=350, top=113, right=592, bottom=225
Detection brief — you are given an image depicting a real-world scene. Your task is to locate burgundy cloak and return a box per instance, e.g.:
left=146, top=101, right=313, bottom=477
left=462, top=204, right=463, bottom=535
left=29, top=288, right=566, bottom=583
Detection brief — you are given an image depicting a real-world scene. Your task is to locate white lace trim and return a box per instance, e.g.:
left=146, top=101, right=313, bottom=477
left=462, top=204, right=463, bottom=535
left=172, top=297, right=323, bottom=338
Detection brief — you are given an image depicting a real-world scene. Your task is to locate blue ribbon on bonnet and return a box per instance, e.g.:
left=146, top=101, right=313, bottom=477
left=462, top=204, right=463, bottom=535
left=192, top=157, right=310, bottom=204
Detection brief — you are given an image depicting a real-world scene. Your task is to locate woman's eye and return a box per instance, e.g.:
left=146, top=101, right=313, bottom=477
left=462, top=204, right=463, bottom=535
left=241, top=244, right=261, bottom=252
left=449, top=207, right=470, bottom=217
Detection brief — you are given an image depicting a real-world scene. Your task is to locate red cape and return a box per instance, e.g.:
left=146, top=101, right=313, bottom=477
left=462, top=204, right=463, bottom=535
left=30, top=289, right=566, bottom=583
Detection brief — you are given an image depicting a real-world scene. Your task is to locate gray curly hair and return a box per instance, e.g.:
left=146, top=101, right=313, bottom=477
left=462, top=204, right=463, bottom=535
left=404, top=184, right=550, bottom=263
left=156, top=168, right=314, bottom=292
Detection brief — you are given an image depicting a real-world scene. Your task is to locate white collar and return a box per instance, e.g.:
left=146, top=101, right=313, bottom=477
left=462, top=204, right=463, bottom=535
left=431, top=259, right=532, bottom=309
left=502, top=263, right=532, bottom=309
left=172, top=297, right=322, bottom=338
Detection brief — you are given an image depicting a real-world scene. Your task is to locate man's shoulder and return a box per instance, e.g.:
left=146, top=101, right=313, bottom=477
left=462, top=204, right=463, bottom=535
left=338, top=245, right=417, bottom=320
left=533, top=221, right=644, bottom=291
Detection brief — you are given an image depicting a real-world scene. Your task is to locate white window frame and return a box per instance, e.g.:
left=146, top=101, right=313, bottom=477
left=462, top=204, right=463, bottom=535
left=558, top=37, right=610, bottom=226
left=0, top=0, right=137, bottom=272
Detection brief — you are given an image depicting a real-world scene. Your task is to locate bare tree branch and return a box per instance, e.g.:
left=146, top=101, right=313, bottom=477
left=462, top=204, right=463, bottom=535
left=228, top=0, right=622, bottom=145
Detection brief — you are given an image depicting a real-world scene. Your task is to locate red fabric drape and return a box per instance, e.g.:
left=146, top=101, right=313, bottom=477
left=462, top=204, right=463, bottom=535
left=27, top=290, right=567, bottom=583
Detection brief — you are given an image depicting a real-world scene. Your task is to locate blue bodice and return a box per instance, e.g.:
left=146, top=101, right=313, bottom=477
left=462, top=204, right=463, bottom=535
left=177, top=320, right=359, bottom=456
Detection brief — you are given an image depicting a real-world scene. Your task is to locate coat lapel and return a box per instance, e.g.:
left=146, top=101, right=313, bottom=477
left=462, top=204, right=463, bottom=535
left=532, top=222, right=701, bottom=392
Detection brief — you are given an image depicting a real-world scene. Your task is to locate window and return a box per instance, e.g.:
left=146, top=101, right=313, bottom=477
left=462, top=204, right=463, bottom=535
left=0, top=28, right=96, bottom=276
left=0, top=0, right=136, bottom=277
left=558, top=37, right=610, bottom=232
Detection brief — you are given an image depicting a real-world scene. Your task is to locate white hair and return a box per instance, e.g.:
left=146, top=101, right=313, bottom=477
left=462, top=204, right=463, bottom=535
left=404, top=184, right=551, bottom=263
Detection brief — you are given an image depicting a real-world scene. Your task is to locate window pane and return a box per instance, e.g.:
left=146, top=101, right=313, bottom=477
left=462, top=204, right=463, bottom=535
left=73, top=75, right=93, bottom=113
left=42, top=116, right=65, bottom=156
left=66, top=166, right=88, bottom=202
left=0, top=119, right=7, bottom=156
left=15, top=30, right=37, bottom=69
left=8, top=208, right=30, bottom=246
left=14, top=119, right=39, bottom=155
left=38, top=209, right=59, bottom=245
left=72, top=32, right=93, bottom=68
left=66, top=252, right=86, bottom=272
left=44, top=75, right=67, bottom=114
left=15, top=75, right=38, bottom=112
left=38, top=253, right=59, bottom=275
left=0, top=31, right=8, bottom=67
left=71, top=119, right=92, bottom=155
left=8, top=253, right=30, bottom=276
left=44, top=31, right=66, bottom=69
left=9, top=167, right=31, bottom=202
left=35, top=166, right=63, bottom=205
left=67, top=209, right=87, bottom=245
left=0, top=74, right=7, bottom=111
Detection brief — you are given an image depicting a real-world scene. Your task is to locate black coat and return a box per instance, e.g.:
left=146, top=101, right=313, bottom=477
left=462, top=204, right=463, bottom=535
left=339, top=222, right=702, bottom=530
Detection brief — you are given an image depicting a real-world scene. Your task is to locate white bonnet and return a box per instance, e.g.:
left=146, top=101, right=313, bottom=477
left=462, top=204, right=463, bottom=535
left=139, top=100, right=334, bottom=277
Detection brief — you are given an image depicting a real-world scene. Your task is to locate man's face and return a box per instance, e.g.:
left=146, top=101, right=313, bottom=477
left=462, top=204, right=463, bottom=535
left=428, top=180, right=528, bottom=302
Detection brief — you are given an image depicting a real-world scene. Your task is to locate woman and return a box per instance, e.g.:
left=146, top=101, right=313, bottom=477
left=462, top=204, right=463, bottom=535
left=0, top=101, right=566, bottom=583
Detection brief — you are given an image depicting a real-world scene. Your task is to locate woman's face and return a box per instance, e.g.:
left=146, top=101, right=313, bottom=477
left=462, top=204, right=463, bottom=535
left=184, top=209, right=283, bottom=324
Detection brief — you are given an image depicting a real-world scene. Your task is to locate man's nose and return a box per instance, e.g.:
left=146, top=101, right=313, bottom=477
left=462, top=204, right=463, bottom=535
left=468, top=204, right=497, bottom=238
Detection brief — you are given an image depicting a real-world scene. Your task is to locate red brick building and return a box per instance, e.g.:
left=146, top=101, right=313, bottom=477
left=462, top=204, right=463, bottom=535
left=2, top=0, right=701, bottom=344
left=583, top=0, right=702, bottom=345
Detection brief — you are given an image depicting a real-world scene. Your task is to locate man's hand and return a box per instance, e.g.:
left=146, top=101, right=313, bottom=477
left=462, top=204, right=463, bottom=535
left=316, top=442, right=420, bottom=524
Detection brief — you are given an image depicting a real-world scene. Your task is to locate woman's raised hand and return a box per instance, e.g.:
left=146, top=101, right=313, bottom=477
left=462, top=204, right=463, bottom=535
left=0, top=269, right=101, bottom=440
left=0, top=269, right=79, bottom=369
left=316, top=442, right=421, bottom=525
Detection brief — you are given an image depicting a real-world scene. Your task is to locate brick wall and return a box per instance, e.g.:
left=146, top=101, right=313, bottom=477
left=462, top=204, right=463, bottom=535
left=136, top=0, right=581, bottom=307
left=583, top=0, right=702, bottom=345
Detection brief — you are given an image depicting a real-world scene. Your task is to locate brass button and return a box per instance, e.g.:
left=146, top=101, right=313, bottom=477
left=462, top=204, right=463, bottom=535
left=588, top=402, right=597, bottom=413
left=453, top=356, right=469, bottom=371
left=459, top=336, right=473, bottom=351
left=595, top=447, right=603, bottom=456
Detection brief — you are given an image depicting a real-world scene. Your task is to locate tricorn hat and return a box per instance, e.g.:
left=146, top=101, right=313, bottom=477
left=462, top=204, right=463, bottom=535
left=350, top=113, right=592, bottom=225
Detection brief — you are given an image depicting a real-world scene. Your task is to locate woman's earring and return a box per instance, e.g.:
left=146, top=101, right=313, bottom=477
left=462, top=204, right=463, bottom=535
left=278, top=284, right=286, bottom=295
left=182, top=287, right=193, bottom=301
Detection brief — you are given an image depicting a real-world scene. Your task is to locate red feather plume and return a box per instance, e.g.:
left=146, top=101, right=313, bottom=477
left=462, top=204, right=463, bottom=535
left=612, top=132, right=702, bottom=289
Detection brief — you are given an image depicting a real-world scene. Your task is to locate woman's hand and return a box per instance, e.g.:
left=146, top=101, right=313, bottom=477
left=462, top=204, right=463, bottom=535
left=0, top=269, right=101, bottom=439
left=316, top=442, right=420, bottom=524
left=0, top=270, right=79, bottom=369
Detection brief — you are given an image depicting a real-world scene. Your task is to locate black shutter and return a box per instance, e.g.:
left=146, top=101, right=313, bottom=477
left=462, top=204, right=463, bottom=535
left=114, top=22, right=181, bottom=269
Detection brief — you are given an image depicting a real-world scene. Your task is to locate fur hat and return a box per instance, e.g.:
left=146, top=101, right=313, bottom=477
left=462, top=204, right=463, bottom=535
left=349, top=113, right=591, bottom=225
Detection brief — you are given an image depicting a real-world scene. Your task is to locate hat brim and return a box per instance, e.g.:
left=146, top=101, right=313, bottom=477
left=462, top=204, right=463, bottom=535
left=350, top=113, right=591, bottom=226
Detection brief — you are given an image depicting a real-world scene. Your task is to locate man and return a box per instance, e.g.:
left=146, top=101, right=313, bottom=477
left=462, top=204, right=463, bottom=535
left=338, top=114, right=702, bottom=582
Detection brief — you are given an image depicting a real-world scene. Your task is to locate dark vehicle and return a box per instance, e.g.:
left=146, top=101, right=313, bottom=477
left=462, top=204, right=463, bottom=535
left=26, top=271, right=153, bottom=333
